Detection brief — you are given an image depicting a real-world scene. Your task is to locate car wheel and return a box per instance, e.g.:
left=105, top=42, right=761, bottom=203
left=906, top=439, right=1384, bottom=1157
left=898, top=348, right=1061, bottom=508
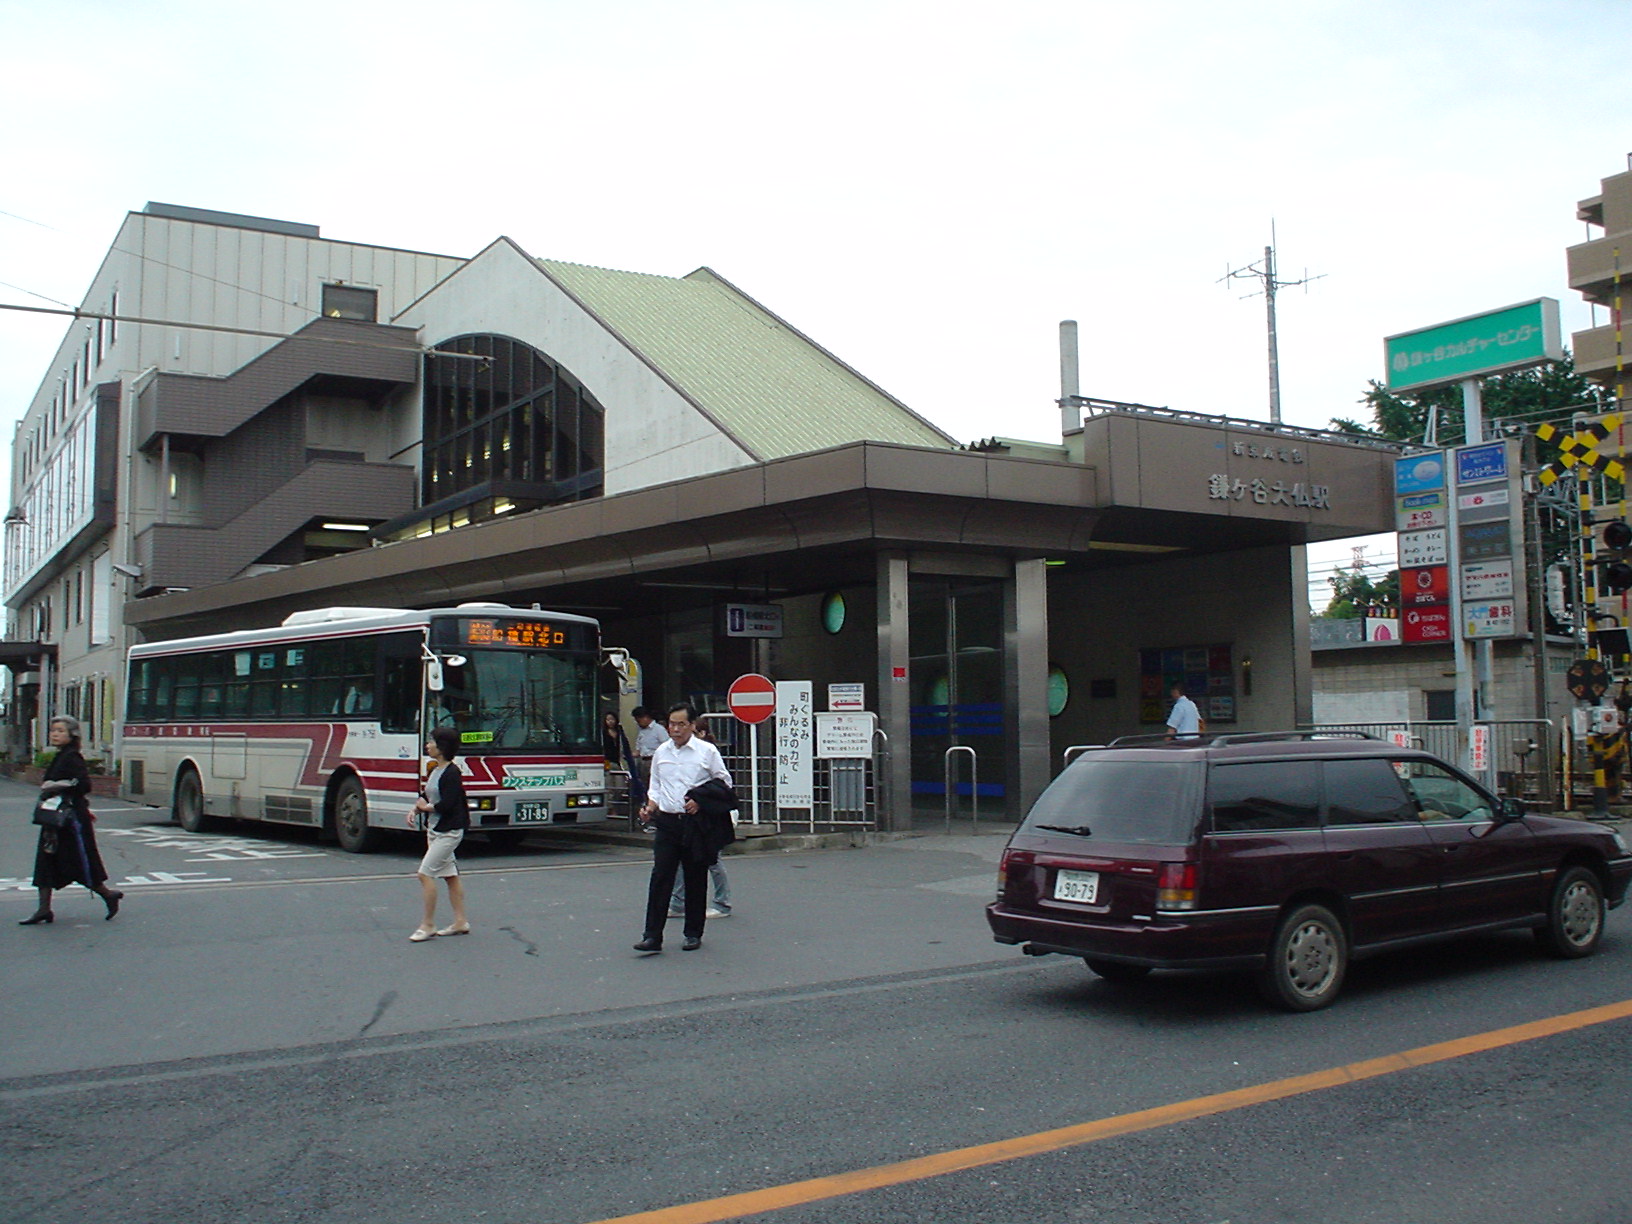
left=1535, top=865, right=1604, bottom=959
left=174, top=768, right=215, bottom=833
left=1258, top=903, right=1347, bottom=1012
left=1085, top=959, right=1152, bottom=983
left=332, top=775, right=378, bottom=854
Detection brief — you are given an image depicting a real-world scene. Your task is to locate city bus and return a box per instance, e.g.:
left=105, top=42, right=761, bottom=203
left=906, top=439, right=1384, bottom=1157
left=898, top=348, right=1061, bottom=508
left=120, top=604, right=609, bottom=851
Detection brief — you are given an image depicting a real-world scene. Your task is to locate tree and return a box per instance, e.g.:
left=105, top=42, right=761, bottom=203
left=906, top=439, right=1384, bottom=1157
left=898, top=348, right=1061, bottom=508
left=1329, top=353, right=1605, bottom=445
left=1324, top=567, right=1398, bottom=619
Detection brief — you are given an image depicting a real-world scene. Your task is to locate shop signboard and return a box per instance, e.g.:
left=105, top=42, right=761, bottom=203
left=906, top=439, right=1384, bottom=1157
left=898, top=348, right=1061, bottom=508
left=1400, top=565, right=1449, bottom=607
left=1385, top=299, right=1562, bottom=392
left=1402, top=606, right=1453, bottom=643
left=1465, top=601, right=1517, bottom=638
left=1461, top=559, right=1515, bottom=601
left=1399, top=529, right=1448, bottom=568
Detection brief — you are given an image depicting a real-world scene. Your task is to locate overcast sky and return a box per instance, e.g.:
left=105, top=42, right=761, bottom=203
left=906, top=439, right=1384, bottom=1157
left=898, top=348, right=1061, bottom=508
left=2, top=0, right=1627, bottom=607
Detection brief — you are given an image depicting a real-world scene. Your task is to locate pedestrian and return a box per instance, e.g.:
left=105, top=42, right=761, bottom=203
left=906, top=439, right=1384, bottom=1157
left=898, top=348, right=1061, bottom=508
left=1166, top=682, right=1204, bottom=740
left=671, top=718, right=733, bottom=918
left=603, top=710, right=638, bottom=814
left=19, top=715, right=124, bottom=925
left=631, top=706, right=665, bottom=796
left=407, top=727, right=471, bottom=942
left=634, top=702, right=734, bottom=953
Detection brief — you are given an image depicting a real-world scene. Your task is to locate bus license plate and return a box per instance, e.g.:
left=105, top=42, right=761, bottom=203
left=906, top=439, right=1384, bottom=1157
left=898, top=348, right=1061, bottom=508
left=513, top=802, right=552, bottom=824
left=1053, top=869, right=1099, bottom=904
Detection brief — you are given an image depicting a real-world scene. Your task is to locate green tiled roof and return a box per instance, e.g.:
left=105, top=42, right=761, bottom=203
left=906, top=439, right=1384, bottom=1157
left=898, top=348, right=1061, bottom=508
left=538, top=259, right=955, bottom=460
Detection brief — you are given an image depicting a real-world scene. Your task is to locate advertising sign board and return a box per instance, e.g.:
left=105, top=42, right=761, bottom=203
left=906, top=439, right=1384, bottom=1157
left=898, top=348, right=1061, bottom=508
left=1402, top=607, right=1453, bottom=643
left=1400, top=565, right=1449, bottom=607
left=1459, top=520, right=1512, bottom=563
left=1385, top=298, right=1562, bottom=392
left=1399, top=529, right=1449, bottom=568
left=1461, top=559, right=1515, bottom=601
left=1394, top=453, right=1447, bottom=495
left=1456, top=443, right=1509, bottom=485
left=1396, top=492, right=1447, bottom=532
left=1465, top=601, right=1518, bottom=638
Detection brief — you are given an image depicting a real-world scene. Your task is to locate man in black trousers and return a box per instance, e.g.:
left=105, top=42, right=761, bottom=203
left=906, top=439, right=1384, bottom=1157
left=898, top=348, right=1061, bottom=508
left=634, top=702, right=734, bottom=952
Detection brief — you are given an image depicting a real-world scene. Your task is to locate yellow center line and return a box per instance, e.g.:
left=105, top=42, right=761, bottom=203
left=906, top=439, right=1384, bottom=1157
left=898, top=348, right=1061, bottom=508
left=584, top=997, right=1632, bottom=1224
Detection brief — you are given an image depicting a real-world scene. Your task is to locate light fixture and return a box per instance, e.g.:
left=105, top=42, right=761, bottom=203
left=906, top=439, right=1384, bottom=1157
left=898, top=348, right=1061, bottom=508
left=320, top=522, right=371, bottom=532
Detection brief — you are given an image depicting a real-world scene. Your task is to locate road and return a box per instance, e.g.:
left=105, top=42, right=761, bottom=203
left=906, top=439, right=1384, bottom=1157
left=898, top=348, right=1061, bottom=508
left=2, top=780, right=1630, bottom=1223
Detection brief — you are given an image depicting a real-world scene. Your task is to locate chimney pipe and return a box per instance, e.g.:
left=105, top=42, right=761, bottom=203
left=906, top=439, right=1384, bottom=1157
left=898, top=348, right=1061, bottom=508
left=1059, top=320, right=1080, bottom=434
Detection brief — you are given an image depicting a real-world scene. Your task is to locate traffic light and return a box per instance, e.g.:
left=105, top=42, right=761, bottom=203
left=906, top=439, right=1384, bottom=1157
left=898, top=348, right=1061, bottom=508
left=1602, top=521, right=1632, bottom=595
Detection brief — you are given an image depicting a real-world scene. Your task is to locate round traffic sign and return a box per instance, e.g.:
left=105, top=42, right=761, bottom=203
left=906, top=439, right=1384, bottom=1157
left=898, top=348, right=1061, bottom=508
left=726, top=673, right=776, bottom=724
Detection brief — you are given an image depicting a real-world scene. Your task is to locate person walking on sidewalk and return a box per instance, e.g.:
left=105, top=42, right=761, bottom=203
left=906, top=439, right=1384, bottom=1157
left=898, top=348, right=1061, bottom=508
left=634, top=703, right=733, bottom=953
left=19, top=715, right=124, bottom=925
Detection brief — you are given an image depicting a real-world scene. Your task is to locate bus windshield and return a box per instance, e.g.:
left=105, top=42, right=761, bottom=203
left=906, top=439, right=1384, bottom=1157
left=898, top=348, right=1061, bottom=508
left=430, top=648, right=598, bottom=753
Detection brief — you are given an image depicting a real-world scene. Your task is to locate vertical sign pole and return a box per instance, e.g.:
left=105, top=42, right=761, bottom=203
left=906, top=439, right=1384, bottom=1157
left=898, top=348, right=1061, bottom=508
left=748, top=722, right=759, bottom=825
left=1448, top=448, right=1474, bottom=774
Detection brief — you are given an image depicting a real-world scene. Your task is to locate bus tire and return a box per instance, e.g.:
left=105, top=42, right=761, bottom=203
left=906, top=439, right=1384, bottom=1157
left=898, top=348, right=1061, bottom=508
left=332, top=775, right=378, bottom=854
left=174, top=767, right=216, bottom=833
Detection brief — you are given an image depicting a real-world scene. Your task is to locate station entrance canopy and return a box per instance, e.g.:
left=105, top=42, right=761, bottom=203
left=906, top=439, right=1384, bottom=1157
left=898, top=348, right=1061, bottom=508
left=124, top=412, right=1398, bottom=641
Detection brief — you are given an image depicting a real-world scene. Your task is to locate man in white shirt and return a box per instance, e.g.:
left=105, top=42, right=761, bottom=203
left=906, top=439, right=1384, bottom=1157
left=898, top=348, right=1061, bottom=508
left=1166, top=682, right=1203, bottom=739
left=632, top=707, right=665, bottom=785
left=634, top=702, right=733, bottom=952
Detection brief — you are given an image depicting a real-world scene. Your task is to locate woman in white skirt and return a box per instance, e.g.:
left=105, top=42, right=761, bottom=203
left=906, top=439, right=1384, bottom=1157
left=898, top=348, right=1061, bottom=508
left=408, top=727, right=471, bottom=941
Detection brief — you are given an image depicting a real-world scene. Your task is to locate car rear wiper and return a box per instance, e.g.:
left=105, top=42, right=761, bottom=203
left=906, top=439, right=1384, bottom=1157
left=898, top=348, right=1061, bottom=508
left=1034, top=824, right=1093, bottom=837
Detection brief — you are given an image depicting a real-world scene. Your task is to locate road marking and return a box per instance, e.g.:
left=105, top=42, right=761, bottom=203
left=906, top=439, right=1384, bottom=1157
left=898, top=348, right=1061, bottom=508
left=1, top=856, right=649, bottom=898
left=582, top=996, right=1632, bottom=1224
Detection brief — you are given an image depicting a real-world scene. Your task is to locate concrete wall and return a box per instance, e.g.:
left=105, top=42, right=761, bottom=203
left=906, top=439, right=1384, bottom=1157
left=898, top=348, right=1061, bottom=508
left=1044, top=544, right=1301, bottom=753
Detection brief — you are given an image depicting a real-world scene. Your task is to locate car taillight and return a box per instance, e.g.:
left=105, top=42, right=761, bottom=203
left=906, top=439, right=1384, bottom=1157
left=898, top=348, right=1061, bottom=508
left=1157, top=862, right=1198, bottom=911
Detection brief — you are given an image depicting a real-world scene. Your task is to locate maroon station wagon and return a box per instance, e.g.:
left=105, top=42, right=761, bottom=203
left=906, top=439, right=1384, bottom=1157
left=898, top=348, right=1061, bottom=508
left=986, top=732, right=1632, bottom=1010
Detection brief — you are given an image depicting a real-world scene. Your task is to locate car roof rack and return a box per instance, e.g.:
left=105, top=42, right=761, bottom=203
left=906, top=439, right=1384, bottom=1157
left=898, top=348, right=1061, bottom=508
left=1208, top=730, right=1383, bottom=746
left=1105, top=732, right=1210, bottom=747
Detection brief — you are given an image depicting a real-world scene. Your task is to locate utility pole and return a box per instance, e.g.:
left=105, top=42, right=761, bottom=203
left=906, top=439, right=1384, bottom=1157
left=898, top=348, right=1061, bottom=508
left=1222, top=226, right=1324, bottom=424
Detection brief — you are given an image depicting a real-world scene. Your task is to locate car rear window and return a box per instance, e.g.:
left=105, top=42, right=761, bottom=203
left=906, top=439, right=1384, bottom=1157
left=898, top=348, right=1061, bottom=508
left=1020, top=760, right=1204, bottom=844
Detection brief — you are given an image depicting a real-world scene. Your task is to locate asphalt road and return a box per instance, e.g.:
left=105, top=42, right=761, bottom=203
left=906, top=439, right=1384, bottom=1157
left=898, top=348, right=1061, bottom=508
left=3, top=781, right=1630, bottom=1224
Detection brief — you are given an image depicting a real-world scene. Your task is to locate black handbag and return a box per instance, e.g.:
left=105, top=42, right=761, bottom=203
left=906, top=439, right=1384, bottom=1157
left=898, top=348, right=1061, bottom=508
left=31, top=795, right=73, bottom=829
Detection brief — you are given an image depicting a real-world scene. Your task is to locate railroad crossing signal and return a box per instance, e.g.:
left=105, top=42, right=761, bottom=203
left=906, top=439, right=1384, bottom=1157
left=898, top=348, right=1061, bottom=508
left=1535, top=414, right=1625, bottom=486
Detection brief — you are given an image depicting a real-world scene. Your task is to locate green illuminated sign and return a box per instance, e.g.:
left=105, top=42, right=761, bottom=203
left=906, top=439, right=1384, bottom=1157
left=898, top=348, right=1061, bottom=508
left=1384, top=298, right=1561, bottom=392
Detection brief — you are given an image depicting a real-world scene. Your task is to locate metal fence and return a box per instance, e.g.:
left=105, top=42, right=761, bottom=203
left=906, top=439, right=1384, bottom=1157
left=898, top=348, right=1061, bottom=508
left=1299, top=720, right=1559, bottom=803
left=693, top=712, right=884, bottom=831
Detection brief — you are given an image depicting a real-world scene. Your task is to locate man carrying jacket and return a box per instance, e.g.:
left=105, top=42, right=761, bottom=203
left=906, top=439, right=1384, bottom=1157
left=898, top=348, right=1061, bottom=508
left=634, top=702, right=734, bottom=952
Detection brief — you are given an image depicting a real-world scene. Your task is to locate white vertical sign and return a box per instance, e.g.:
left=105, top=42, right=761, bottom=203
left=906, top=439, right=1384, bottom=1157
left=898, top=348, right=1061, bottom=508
left=775, top=680, right=814, bottom=809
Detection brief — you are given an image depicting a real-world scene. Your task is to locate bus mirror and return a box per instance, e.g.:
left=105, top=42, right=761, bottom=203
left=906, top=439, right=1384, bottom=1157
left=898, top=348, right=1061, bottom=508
left=426, top=660, right=445, bottom=692
left=444, top=654, right=467, bottom=668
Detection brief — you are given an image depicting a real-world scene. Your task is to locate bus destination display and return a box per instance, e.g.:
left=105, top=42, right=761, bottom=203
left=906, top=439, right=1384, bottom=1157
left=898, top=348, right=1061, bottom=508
left=459, top=618, right=579, bottom=649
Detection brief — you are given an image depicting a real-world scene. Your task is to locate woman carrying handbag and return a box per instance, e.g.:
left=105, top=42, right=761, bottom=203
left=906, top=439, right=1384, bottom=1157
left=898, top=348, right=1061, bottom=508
left=20, top=715, right=124, bottom=925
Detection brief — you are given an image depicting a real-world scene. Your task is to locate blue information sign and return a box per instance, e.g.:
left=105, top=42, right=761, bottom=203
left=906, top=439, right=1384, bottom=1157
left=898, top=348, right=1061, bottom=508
left=1456, top=443, right=1507, bottom=485
left=1394, top=453, right=1446, bottom=496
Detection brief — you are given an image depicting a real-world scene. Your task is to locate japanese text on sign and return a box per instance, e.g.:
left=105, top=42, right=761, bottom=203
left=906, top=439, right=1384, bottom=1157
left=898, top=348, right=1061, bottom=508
left=775, top=680, right=814, bottom=809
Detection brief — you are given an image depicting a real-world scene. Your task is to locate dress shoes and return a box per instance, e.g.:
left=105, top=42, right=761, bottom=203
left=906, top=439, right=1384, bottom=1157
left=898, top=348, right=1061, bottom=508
left=681, top=935, right=702, bottom=951
left=18, top=909, right=54, bottom=926
left=633, top=936, right=663, bottom=952
left=102, top=889, right=124, bottom=921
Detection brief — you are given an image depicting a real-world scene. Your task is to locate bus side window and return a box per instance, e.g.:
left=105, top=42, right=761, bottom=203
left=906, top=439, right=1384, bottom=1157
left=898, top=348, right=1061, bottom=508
left=378, top=632, right=420, bottom=735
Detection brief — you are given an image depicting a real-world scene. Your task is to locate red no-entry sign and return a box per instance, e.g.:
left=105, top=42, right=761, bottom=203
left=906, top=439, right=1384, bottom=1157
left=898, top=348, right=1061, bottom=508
left=726, top=673, right=776, bottom=724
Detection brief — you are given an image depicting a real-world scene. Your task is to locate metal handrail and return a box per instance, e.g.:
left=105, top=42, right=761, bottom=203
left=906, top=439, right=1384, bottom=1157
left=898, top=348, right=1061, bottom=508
left=944, top=745, right=977, bottom=834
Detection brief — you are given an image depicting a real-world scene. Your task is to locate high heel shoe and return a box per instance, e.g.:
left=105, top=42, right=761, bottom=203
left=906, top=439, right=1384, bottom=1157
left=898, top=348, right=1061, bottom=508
left=102, top=890, right=124, bottom=921
left=19, top=910, right=54, bottom=926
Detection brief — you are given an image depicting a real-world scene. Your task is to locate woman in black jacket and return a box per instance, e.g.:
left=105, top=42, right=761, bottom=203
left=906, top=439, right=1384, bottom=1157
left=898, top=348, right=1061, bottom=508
left=408, top=726, right=471, bottom=942
left=20, top=715, right=124, bottom=925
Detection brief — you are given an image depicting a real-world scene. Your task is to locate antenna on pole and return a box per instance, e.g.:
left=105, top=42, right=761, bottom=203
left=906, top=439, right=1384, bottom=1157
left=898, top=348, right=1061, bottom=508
left=1220, top=222, right=1324, bottom=425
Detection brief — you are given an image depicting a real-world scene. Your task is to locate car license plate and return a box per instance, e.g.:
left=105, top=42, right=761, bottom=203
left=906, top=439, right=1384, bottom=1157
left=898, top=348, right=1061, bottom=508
left=1054, top=869, right=1100, bottom=904
left=513, top=802, right=551, bottom=824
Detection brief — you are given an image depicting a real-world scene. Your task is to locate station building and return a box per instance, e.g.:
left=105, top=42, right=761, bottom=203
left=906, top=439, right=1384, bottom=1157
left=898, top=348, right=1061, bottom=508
left=4, top=203, right=1397, bottom=825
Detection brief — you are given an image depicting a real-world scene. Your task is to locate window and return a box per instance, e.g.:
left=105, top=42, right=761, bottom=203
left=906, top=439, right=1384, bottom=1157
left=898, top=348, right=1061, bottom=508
left=1021, top=760, right=1206, bottom=844
left=1400, top=761, right=1494, bottom=823
left=1324, top=758, right=1417, bottom=825
left=419, top=334, right=605, bottom=519
left=1424, top=690, right=1455, bottom=721
left=321, top=283, right=378, bottom=321
left=1209, top=761, right=1321, bottom=832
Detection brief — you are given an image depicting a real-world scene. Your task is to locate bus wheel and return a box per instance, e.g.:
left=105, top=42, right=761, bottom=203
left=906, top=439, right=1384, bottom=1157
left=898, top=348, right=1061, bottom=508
left=332, top=776, right=378, bottom=854
left=174, top=768, right=216, bottom=833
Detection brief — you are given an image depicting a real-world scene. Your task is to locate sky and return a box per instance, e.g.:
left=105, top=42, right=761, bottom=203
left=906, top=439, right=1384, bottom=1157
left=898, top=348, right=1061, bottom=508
left=1, top=0, right=1627, bottom=610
